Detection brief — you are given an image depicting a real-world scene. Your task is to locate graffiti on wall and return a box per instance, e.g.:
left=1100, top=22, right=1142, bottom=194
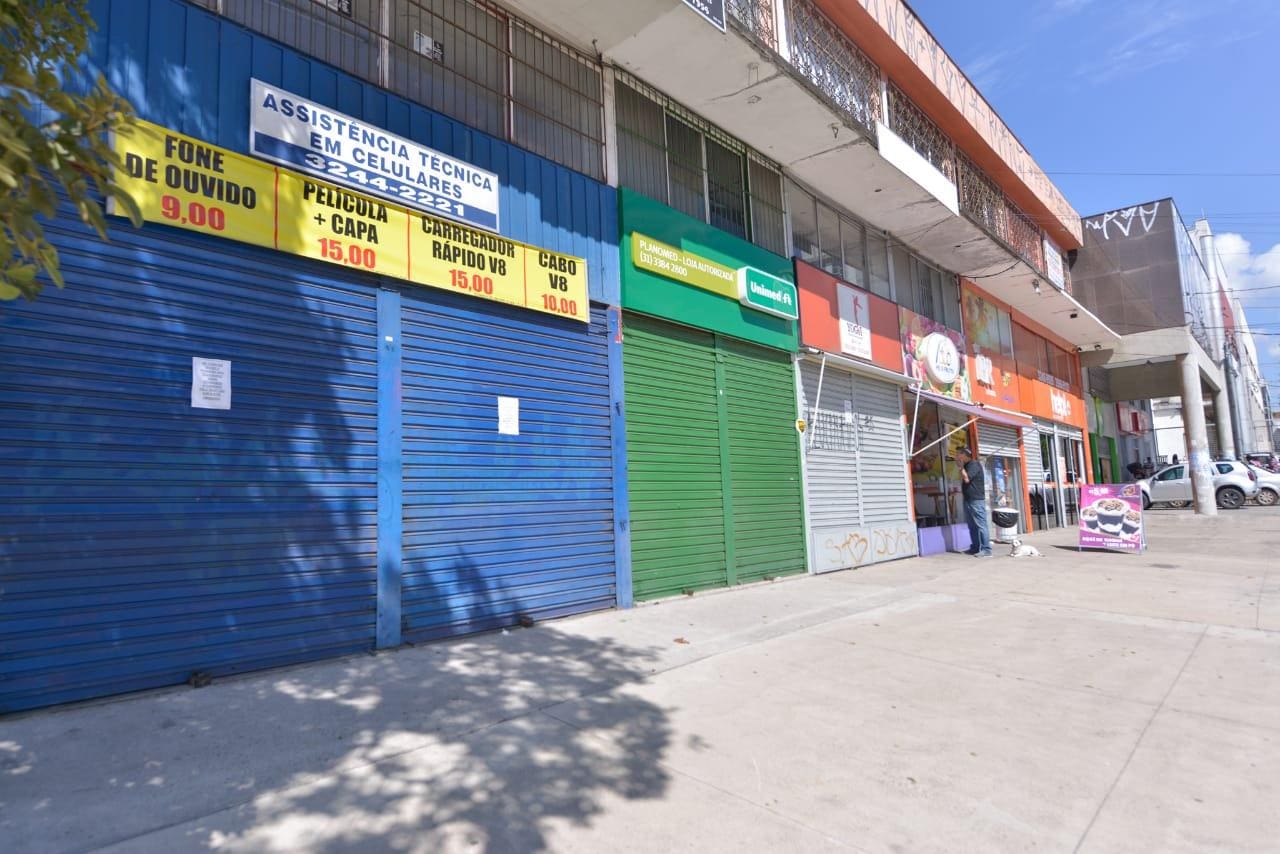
left=1083, top=202, right=1162, bottom=240
left=815, top=522, right=919, bottom=572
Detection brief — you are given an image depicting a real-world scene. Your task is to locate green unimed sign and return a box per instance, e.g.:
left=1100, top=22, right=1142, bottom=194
left=737, top=266, right=798, bottom=320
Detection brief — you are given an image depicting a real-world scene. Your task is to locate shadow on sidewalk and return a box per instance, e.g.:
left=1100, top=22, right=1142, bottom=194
left=1, top=626, right=671, bottom=853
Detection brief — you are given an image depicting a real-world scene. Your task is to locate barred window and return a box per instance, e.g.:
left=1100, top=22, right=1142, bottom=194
left=666, top=115, right=706, bottom=222
left=388, top=0, right=506, bottom=138
left=748, top=158, right=786, bottom=255
left=785, top=179, right=819, bottom=265
left=788, top=179, right=892, bottom=297
left=841, top=218, right=865, bottom=288
left=198, top=0, right=605, bottom=180
left=615, top=82, right=667, bottom=201
left=907, top=256, right=960, bottom=332
left=816, top=202, right=843, bottom=278
left=510, top=22, right=604, bottom=180
left=217, top=0, right=382, bottom=82
left=866, top=231, right=891, bottom=300
left=615, top=75, right=784, bottom=254
left=706, top=138, right=747, bottom=239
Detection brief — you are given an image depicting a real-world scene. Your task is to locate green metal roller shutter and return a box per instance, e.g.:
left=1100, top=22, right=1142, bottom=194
left=623, top=314, right=806, bottom=600
left=721, top=338, right=807, bottom=584
left=624, top=315, right=727, bottom=600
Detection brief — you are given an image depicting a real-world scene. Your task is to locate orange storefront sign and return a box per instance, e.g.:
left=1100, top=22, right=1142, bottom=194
left=795, top=259, right=903, bottom=373
left=1020, top=375, right=1087, bottom=430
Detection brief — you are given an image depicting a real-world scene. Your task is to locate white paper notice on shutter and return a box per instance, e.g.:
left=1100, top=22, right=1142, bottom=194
left=837, top=286, right=873, bottom=361
left=191, top=357, right=231, bottom=410
left=497, top=396, right=520, bottom=435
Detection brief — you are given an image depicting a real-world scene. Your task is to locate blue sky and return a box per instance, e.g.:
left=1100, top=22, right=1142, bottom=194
left=911, top=0, right=1280, bottom=404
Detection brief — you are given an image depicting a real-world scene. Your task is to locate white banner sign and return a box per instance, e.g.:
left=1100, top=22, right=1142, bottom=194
left=837, top=285, right=873, bottom=360
left=249, top=79, right=500, bottom=232
left=1044, top=236, right=1065, bottom=289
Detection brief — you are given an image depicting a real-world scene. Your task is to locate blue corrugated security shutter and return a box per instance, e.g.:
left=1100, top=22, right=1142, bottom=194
left=397, top=286, right=615, bottom=641
left=0, top=214, right=379, bottom=713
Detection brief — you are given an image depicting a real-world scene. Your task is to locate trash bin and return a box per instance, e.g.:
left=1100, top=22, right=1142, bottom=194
left=991, top=508, right=1020, bottom=543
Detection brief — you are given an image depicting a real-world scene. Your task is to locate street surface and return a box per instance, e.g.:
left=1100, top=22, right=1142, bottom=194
left=3, top=507, right=1279, bottom=853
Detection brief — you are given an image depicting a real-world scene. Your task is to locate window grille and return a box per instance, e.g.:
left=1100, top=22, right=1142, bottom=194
left=194, top=0, right=606, bottom=180
left=615, top=72, right=785, bottom=255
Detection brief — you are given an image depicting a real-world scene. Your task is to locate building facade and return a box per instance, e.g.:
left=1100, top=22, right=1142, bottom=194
left=1, top=0, right=627, bottom=713
left=1070, top=199, right=1239, bottom=510
left=1, top=0, right=1119, bottom=711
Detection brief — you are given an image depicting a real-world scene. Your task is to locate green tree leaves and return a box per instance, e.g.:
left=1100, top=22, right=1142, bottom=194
left=1, top=0, right=141, bottom=301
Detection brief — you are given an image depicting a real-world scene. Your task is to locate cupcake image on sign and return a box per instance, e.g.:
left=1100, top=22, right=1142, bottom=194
left=1094, top=498, right=1128, bottom=534
left=1080, top=506, right=1099, bottom=531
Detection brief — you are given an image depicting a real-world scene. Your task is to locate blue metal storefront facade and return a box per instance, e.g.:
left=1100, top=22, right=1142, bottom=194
left=397, top=294, right=617, bottom=642
left=0, top=215, right=382, bottom=712
left=0, top=0, right=624, bottom=712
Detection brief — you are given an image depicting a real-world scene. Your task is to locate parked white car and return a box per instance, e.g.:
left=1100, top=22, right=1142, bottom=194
left=1248, top=464, right=1280, bottom=506
left=1138, top=460, right=1260, bottom=510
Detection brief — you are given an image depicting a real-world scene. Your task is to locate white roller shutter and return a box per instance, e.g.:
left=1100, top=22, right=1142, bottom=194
left=1024, top=426, right=1045, bottom=486
left=978, top=423, right=1021, bottom=458
left=799, top=358, right=915, bottom=572
left=799, top=360, right=860, bottom=529
left=856, top=376, right=912, bottom=524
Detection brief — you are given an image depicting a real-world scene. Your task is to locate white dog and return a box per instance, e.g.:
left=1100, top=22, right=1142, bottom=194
left=1009, top=538, right=1042, bottom=558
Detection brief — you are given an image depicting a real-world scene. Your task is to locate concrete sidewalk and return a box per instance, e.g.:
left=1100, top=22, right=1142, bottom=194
left=3, top=507, right=1279, bottom=853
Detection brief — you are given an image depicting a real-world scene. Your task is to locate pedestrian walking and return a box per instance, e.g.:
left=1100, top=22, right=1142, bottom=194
left=953, top=447, right=991, bottom=557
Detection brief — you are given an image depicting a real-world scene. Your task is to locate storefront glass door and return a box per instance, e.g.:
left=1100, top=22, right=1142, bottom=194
left=985, top=454, right=1026, bottom=535
left=1035, top=433, right=1062, bottom=529
left=1060, top=436, right=1084, bottom=525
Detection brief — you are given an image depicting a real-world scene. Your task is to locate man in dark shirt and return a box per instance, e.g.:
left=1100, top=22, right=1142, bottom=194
left=954, top=447, right=991, bottom=557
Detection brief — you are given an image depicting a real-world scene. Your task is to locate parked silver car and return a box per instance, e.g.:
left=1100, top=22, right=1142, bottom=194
left=1138, top=460, right=1260, bottom=510
left=1248, top=464, right=1280, bottom=506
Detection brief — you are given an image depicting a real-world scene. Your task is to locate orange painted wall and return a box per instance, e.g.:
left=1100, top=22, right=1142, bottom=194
left=962, top=279, right=1088, bottom=431
left=795, top=260, right=903, bottom=373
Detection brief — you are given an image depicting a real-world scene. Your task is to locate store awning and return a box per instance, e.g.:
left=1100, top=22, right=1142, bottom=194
left=916, top=391, right=1034, bottom=429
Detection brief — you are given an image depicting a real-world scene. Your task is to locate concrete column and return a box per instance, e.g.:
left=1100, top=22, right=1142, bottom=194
left=1179, top=355, right=1218, bottom=516
left=1214, top=384, right=1236, bottom=460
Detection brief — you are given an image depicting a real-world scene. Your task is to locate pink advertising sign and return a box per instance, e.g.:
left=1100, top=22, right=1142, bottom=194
left=1079, top=483, right=1145, bottom=553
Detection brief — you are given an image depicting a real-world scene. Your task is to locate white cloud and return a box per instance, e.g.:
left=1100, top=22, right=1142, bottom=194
left=963, top=49, right=1013, bottom=92
left=1047, top=0, right=1097, bottom=16
left=1072, top=1, right=1214, bottom=83
left=1217, top=233, right=1280, bottom=370
left=1215, top=233, right=1280, bottom=304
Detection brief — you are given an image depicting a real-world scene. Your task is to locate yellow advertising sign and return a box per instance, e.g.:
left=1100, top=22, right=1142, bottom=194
left=277, top=171, right=409, bottom=280
left=524, top=246, right=590, bottom=322
left=111, top=122, right=276, bottom=250
left=405, top=213, right=589, bottom=321
left=631, top=232, right=736, bottom=299
left=409, top=213, right=527, bottom=309
left=110, top=119, right=588, bottom=322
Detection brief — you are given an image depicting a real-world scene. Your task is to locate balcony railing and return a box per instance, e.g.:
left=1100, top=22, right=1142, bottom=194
left=1005, top=198, right=1045, bottom=272
left=726, top=0, right=779, bottom=51
left=726, top=0, right=1062, bottom=280
left=781, top=0, right=882, bottom=136
left=950, top=156, right=1045, bottom=276
left=886, top=83, right=955, bottom=182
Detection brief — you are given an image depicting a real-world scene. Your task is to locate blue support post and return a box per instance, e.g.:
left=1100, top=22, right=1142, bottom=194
left=376, top=287, right=403, bottom=648
left=607, top=306, right=634, bottom=608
